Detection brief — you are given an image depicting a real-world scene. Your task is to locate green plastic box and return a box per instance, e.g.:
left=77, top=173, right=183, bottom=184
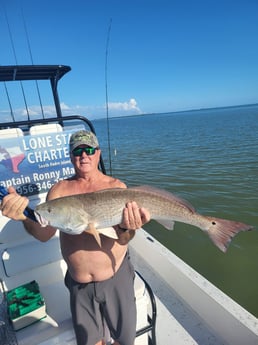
left=7, top=280, right=46, bottom=330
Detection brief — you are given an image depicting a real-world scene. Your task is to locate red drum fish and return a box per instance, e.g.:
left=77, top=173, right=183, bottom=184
left=35, top=185, right=253, bottom=252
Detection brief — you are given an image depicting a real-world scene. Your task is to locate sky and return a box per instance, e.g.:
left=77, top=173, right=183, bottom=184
left=0, top=0, right=258, bottom=120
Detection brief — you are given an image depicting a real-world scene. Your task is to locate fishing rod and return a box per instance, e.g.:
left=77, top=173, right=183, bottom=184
left=1, top=2, right=15, bottom=122
left=3, top=82, right=15, bottom=122
left=105, top=18, right=113, bottom=176
left=3, top=3, right=30, bottom=121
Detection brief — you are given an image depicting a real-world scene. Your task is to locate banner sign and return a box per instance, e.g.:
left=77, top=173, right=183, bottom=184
left=0, top=130, right=75, bottom=196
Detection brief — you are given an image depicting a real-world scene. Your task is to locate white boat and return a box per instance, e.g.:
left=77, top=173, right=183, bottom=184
left=0, top=65, right=257, bottom=345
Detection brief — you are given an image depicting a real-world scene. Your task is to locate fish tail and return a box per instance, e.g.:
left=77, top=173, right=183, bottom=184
left=205, top=217, right=253, bottom=253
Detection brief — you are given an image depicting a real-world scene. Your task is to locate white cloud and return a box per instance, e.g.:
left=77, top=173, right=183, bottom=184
left=60, top=102, right=70, bottom=110
left=108, top=98, right=141, bottom=112
left=2, top=98, right=142, bottom=122
left=62, top=98, right=142, bottom=119
left=21, top=105, right=57, bottom=117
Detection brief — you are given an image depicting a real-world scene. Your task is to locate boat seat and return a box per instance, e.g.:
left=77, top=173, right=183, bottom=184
left=29, top=123, right=63, bottom=135
left=0, top=128, right=24, bottom=138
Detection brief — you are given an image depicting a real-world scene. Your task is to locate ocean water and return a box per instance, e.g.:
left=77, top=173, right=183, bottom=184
left=93, top=104, right=258, bottom=317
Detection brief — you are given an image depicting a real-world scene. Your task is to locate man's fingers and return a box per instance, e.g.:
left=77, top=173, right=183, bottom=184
left=139, top=207, right=151, bottom=224
left=1, top=193, right=28, bottom=220
left=122, top=202, right=142, bottom=230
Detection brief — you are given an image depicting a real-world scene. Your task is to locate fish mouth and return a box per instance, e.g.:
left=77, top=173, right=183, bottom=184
left=34, top=211, right=49, bottom=227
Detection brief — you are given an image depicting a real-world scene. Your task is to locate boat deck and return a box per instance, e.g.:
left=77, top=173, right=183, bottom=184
left=0, top=228, right=257, bottom=345
left=15, top=289, right=221, bottom=345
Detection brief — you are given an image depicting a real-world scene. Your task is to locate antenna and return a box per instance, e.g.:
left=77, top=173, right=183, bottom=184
left=105, top=18, right=113, bottom=175
left=21, top=5, right=45, bottom=119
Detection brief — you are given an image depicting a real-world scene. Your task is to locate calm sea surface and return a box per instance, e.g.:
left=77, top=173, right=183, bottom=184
left=93, top=104, right=258, bottom=317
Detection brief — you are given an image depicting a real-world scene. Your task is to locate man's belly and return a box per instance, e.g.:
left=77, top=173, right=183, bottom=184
left=60, top=232, right=128, bottom=283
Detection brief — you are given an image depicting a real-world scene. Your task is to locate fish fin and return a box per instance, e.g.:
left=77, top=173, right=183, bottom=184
left=98, top=227, right=119, bottom=239
left=157, top=219, right=175, bottom=230
left=131, top=185, right=196, bottom=212
left=206, top=217, right=254, bottom=253
left=87, top=223, right=102, bottom=247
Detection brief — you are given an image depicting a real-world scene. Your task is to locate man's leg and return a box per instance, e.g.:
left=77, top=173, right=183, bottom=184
left=101, top=254, right=136, bottom=345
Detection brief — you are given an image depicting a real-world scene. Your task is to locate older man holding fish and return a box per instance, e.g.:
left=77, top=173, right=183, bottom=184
left=1, top=130, right=150, bottom=345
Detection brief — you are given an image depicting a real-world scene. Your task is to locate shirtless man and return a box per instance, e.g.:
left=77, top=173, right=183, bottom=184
left=1, top=130, right=150, bottom=345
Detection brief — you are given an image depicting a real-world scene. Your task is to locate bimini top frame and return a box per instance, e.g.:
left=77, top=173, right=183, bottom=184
left=0, top=64, right=106, bottom=173
left=0, top=65, right=71, bottom=121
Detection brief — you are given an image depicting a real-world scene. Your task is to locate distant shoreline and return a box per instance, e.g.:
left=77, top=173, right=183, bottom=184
left=93, top=102, right=258, bottom=121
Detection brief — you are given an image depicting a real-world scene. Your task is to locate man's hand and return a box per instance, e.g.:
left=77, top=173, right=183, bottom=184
left=115, top=201, right=150, bottom=245
left=0, top=186, right=29, bottom=221
left=120, top=201, right=150, bottom=230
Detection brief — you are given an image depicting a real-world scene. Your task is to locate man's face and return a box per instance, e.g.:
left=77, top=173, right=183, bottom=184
left=70, top=145, right=100, bottom=174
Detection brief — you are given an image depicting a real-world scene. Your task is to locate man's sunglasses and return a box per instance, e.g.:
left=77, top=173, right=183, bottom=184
left=72, top=147, right=98, bottom=157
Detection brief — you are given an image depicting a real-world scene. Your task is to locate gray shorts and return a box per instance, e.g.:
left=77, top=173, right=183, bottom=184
left=64, top=252, right=136, bottom=345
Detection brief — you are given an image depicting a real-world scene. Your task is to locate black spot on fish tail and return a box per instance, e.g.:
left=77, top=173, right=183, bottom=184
left=206, top=216, right=253, bottom=253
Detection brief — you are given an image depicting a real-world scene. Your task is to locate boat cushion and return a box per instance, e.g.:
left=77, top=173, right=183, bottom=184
left=0, top=128, right=24, bottom=137
left=29, top=124, right=63, bottom=135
